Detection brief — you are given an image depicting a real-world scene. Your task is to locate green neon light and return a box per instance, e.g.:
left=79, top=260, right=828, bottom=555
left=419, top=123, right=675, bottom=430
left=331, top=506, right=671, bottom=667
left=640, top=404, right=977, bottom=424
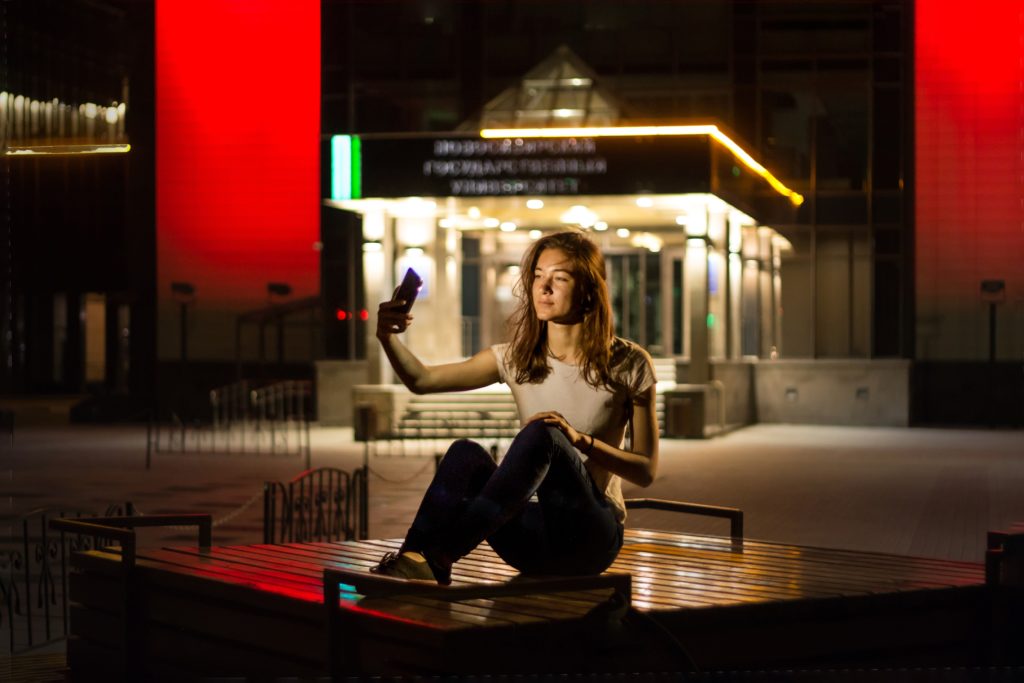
left=707, top=313, right=715, bottom=328
left=330, top=134, right=362, bottom=200
left=351, top=135, right=362, bottom=199
left=331, top=135, right=351, bottom=201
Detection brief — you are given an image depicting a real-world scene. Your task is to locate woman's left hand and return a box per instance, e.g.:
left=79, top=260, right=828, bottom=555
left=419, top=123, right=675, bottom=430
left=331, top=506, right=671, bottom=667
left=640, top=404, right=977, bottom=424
left=526, top=411, right=584, bottom=449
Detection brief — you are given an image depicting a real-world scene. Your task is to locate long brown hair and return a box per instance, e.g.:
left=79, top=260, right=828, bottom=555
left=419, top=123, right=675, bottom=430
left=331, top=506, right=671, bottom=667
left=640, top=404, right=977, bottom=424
left=506, top=231, right=615, bottom=387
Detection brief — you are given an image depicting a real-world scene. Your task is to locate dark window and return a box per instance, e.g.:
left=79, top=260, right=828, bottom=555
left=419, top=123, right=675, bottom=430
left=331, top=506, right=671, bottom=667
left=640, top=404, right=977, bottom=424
left=816, top=194, right=868, bottom=225
left=873, top=229, right=902, bottom=257
left=872, top=193, right=902, bottom=225
left=872, top=87, right=902, bottom=189
left=873, top=258, right=902, bottom=357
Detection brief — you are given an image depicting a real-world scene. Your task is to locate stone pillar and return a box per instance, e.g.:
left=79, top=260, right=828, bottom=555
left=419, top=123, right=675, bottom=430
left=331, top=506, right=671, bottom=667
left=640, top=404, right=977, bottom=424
left=362, top=207, right=391, bottom=384
left=686, top=237, right=709, bottom=384
left=390, top=212, right=464, bottom=366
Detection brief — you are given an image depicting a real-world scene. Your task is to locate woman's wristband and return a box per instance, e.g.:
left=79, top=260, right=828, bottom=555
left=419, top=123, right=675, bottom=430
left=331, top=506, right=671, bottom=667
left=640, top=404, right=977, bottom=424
left=581, top=433, right=595, bottom=454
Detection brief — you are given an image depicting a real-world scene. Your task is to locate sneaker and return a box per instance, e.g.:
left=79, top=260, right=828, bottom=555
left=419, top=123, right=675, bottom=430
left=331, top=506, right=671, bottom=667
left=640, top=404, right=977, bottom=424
left=371, top=551, right=451, bottom=585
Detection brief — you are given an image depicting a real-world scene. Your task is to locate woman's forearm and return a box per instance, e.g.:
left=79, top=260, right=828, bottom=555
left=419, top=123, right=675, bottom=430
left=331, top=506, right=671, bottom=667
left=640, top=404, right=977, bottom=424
left=377, top=331, right=501, bottom=395
left=577, top=435, right=657, bottom=488
left=529, top=403, right=660, bottom=488
left=378, top=331, right=431, bottom=393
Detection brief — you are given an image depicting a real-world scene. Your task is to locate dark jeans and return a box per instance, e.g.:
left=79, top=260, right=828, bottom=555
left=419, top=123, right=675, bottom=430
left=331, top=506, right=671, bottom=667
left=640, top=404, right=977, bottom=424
left=402, top=420, right=624, bottom=576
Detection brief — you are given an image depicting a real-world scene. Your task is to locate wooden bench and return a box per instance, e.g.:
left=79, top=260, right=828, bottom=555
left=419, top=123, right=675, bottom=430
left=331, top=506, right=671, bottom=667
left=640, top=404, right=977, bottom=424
left=54, top=504, right=1012, bottom=679
left=985, top=523, right=1024, bottom=663
left=986, top=521, right=1024, bottom=584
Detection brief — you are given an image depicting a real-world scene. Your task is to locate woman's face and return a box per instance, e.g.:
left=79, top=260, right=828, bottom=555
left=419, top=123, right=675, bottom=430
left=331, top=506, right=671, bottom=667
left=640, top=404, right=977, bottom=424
left=532, top=247, right=578, bottom=323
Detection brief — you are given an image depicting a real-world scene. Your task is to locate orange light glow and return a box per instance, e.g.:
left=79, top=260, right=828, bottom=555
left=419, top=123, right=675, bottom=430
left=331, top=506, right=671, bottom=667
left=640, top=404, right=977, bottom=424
left=479, top=125, right=804, bottom=206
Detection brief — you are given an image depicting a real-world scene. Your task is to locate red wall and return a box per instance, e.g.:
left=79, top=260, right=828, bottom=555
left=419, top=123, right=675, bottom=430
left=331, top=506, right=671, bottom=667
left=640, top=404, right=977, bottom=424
left=915, top=1, right=1024, bottom=359
left=156, top=0, right=320, bottom=359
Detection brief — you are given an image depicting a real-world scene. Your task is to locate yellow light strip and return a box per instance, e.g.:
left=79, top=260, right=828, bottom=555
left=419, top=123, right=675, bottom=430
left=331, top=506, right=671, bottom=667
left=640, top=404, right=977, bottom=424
left=479, top=125, right=803, bottom=206
left=4, top=143, right=131, bottom=156
left=480, top=125, right=719, bottom=138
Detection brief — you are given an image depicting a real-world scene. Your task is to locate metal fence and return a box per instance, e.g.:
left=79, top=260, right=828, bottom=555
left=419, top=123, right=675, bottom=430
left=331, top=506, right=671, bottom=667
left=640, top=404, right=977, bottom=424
left=1, top=503, right=134, bottom=655
left=263, top=467, right=368, bottom=544
left=147, top=380, right=312, bottom=467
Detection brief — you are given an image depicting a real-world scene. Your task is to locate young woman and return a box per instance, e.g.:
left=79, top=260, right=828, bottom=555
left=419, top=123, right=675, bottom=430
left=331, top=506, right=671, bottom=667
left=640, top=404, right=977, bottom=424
left=373, top=230, right=659, bottom=584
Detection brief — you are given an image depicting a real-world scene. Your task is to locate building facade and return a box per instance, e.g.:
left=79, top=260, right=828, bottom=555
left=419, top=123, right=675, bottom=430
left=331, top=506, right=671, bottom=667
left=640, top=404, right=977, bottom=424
left=4, top=1, right=1020, bottom=427
left=318, top=0, right=921, bottom=427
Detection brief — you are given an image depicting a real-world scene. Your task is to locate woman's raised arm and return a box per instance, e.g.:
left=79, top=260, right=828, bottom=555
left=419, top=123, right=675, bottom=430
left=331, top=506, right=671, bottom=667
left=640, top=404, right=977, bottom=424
left=377, top=299, right=501, bottom=394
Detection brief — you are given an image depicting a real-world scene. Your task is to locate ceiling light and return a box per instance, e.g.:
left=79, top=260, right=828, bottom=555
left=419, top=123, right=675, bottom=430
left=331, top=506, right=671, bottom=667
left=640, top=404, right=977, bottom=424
left=772, top=234, right=793, bottom=251
left=616, top=228, right=631, bottom=238
left=529, top=230, right=542, bottom=240
left=500, top=221, right=517, bottom=232
left=526, top=199, right=544, bottom=210
left=468, top=207, right=481, bottom=219
left=594, top=221, right=608, bottom=231
left=636, top=197, right=654, bottom=208
left=631, top=233, right=663, bottom=253
left=559, top=205, right=597, bottom=227
left=685, top=222, right=707, bottom=238
left=5, top=143, right=131, bottom=156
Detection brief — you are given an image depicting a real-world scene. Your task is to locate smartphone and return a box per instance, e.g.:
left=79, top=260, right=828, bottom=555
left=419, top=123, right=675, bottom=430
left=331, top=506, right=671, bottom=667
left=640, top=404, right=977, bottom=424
left=392, top=267, right=423, bottom=314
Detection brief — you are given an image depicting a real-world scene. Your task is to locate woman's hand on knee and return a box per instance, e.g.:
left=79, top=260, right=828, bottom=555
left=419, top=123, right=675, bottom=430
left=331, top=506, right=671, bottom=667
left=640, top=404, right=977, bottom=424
left=525, top=411, right=586, bottom=450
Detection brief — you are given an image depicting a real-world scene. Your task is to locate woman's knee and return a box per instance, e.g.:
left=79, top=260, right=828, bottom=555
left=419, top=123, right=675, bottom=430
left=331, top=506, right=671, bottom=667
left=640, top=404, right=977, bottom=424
left=516, top=421, right=564, bottom=448
left=503, top=422, right=575, bottom=471
left=440, top=439, right=494, bottom=470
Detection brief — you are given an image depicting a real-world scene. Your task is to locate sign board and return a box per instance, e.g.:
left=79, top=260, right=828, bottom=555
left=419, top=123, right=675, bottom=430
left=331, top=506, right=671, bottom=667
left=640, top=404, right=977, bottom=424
left=359, top=135, right=713, bottom=198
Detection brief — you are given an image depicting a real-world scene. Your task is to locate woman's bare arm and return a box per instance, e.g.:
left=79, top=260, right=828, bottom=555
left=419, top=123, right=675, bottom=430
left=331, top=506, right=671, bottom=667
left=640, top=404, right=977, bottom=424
left=529, top=383, right=660, bottom=487
left=377, top=299, right=500, bottom=394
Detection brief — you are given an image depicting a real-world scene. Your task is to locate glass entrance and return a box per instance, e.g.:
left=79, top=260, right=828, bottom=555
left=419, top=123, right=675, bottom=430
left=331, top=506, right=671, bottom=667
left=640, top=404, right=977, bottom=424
left=606, top=250, right=663, bottom=355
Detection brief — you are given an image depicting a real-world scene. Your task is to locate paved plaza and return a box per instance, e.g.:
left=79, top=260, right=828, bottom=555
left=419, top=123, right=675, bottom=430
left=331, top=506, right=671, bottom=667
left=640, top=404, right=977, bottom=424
left=4, top=422, right=1023, bottom=563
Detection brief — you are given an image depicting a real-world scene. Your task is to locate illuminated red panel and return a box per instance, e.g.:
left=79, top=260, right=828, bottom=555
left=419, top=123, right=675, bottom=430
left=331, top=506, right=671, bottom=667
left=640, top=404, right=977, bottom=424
left=156, top=1, right=320, bottom=337
left=915, top=2, right=1024, bottom=359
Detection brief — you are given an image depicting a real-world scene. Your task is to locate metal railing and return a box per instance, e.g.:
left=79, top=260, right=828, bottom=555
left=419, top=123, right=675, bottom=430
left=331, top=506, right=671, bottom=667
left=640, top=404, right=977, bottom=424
left=45, top=514, right=211, bottom=676
left=624, top=498, right=744, bottom=542
left=147, top=380, right=312, bottom=467
left=210, top=379, right=255, bottom=427
left=264, top=467, right=368, bottom=544
left=1, top=503, right=135, bottom=655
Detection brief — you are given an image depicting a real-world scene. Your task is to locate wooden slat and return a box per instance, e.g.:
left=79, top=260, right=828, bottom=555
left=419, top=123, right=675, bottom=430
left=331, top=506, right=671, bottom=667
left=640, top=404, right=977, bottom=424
left=617, top=543, right=972, bottom=594
left=627, top=528, right=984, bottom=579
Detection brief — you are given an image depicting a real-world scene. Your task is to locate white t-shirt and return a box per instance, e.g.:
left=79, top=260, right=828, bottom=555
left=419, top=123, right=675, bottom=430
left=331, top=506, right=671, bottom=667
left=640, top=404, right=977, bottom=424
left=491, top=338, right=657, bottom=522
